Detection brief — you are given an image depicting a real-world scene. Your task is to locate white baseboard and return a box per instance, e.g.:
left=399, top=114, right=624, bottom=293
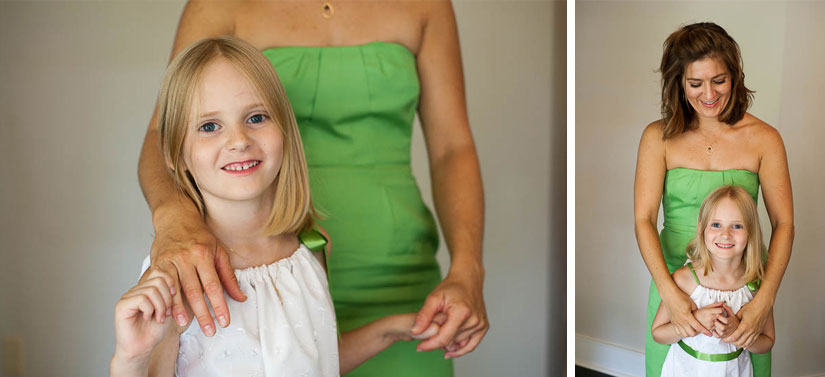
left=575, top=334, right=644, bottom=377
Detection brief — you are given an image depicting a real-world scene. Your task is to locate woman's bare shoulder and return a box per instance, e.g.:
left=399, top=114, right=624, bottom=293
left=737, top=113, right=784, bottom=148
left=640, top=119, right=667, bottom=144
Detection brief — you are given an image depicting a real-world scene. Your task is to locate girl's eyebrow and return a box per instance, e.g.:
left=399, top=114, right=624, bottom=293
left=197, top=103, right=266, bottom=120
left=686, top=73, right=727, bottom=81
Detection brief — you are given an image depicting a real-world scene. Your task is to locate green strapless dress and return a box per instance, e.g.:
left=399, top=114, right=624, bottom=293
left=646, top=168, right=770, bottom=376
left=263, top=42, right=452, bottom=377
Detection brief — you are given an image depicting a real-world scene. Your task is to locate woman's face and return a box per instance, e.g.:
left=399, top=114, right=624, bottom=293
left=682, top=56, right=732, bottom=122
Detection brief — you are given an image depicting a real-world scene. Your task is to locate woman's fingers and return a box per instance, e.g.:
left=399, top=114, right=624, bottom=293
left=176, top=263, right=214, bottom=335
left=444, top=329, right=486, bottom=359
left=416, top=307, right=469, bottom=352
left=216, top=245, right=246, bottom=303
left=195, top=260, right=230, bottom=330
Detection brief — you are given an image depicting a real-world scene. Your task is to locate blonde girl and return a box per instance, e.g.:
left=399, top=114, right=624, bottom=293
left=652, top=185, right=774, bottom=376
left=110, top=36, right=437, bottom=377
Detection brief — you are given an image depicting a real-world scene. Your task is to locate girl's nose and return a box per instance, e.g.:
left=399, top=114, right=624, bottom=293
left=704, top=84, right=714, bottom=99
left=226, top=125, right=252, bottom=152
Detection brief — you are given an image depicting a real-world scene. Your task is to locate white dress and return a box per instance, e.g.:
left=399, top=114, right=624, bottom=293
left=141, top=244, right=339, bottom=377
left=660, top=264, right=754, bottom=377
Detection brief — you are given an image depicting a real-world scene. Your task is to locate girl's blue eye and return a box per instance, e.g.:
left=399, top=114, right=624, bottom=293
left=733, top=224, right=743, bottom=229
left=199, top=122, right=219, bottom=132
left=249, top=114, right=267, bottom=124
left=710, top=222, right=721, bottom=228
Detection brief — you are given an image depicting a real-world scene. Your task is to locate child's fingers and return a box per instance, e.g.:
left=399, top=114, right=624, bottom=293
left=410, top=322, right=440, bottom=340
left=128, top=286, right=170, bottom=323
left=716, top=315, right=729, bottom=325
left=411, top=296, right=441, bottom=335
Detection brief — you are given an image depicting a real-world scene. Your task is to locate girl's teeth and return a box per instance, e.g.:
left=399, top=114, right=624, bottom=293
left=226, top=161, right=259, bottom=171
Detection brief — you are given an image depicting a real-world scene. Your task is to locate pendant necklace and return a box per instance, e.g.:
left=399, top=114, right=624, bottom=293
left=322, top=1, right=334, bottom=19
left=698, top=128, right=718, bottom=155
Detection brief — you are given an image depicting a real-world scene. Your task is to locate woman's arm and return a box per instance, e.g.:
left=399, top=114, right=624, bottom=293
left=634, top=122, right=711, bottom=338
left=409, top=0, right=488, bottom=359
left=138, top=0, right=245, bottom=337
left=725, top=124, right=793, bottom=348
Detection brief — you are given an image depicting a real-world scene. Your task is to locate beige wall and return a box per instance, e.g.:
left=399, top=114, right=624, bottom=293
left=0, top=1, right=563, bottom=376
left=576, top=2, right=825, bottom=376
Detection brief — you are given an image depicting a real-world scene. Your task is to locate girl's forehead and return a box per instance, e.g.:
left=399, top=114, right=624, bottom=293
left=709, top=197, right=744, bottom=220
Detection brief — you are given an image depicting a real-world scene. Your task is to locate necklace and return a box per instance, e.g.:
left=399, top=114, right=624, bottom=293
left=322, top=1, right=334, bottom=19
left=697, top=128, right=719, bottom=155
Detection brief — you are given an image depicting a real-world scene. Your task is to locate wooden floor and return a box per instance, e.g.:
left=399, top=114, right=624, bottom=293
left=574, top=365, right=614, bottom=377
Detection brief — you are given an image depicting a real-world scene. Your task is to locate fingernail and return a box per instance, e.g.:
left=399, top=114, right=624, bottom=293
left=170, top=286, right=176, bottom=296
left=176, top=314, right=187, bottom=326
left=166, top=308, right=172, bottom=317
left=204, top=324, right=215, bottom=336
left=218, top=315, right=228, bottom=327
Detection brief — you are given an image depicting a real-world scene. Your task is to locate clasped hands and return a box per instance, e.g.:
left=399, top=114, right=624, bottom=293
left=665, top=291, right=769, bottom=350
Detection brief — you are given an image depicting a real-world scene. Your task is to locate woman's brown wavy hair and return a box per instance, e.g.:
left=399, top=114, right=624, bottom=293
left=659, top=22, right=754, bottom=140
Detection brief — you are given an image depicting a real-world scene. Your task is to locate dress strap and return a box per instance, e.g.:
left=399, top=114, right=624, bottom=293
left=298, top=228, right=328, bottom=252
left=746, top=280, right=761, bottom=292
left=687, top=263, right=700, bottom=285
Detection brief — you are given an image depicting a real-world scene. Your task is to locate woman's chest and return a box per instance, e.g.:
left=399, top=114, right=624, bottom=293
left=664, top=131, right=761, bottom=173
left=233, top=1, right=427, bottom=55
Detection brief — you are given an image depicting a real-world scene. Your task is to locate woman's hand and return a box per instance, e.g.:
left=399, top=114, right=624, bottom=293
left=661, top=287, right=711, bottom=337
left=724, top=294, right=772, bottom=349
left=411, top=273, right=488, bottom=359
left=148, top=208, right=246, bottom=336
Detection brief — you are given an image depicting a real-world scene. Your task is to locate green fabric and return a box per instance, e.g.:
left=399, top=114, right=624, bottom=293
left=677, top=340, right=743, bottom=362
left=263, top=42, right=452, bottom=377
left=646, top=168, right=770, bottom=376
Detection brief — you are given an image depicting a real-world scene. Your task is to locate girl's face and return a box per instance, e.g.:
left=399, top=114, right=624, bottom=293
left=703, top=197, right=748, bottom=261
left=182, top=58, right=284, bottom=207
left=683, top=56, right=732, bottom=121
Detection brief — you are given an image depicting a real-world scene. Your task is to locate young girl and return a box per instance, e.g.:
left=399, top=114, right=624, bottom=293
left=109, top=36, right=438, bottom=377
left=652, top=185, right=775, bottom=376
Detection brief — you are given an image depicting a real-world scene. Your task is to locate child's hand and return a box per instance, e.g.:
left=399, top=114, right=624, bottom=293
left=113, top=269, right=176, bottom=362
left=713, top=303, right=740, bottom=339
left=693, top=302, right=725, bottom=331
left=386, top=313, right=444, bottom=342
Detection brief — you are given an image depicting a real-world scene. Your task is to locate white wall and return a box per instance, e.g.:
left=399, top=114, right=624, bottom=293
left=576, top=2, right=825, bottom=376
left=0, top=1, right=563, bottom=376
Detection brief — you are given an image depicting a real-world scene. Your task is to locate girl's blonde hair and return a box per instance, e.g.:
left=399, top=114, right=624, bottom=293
left=686, top=185, right=764, bottom=283
left=157, top=36, right=315, bottom=236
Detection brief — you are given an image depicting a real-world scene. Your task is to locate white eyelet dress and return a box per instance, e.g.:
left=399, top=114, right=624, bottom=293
left=660, top=263, right=755, bottom=377
left=141, top=244, right=339, bottom=377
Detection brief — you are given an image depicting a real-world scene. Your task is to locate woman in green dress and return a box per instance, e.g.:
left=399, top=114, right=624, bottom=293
left=135, top=2, right=488, bottom=376
left=634, top=22, right=793, bottom=376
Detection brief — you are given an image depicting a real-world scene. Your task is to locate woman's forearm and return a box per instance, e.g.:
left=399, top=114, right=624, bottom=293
left=429, top=145, right=484, bottom=280
left=758, top=222, right=794, bottom=304
left=635, top=219, right=678, bottom=297
left=138, top=117, right=200, bottom=229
